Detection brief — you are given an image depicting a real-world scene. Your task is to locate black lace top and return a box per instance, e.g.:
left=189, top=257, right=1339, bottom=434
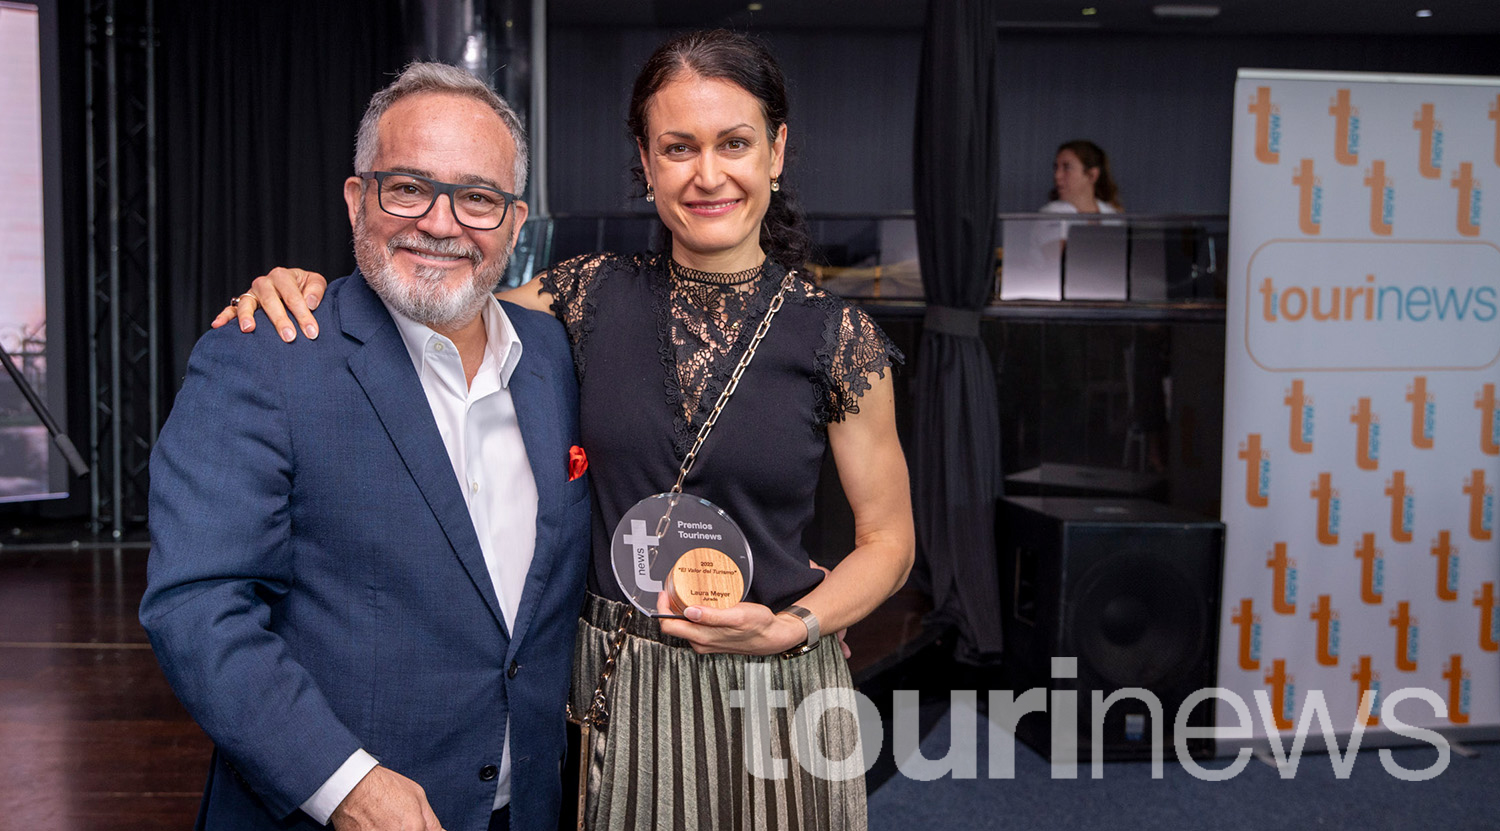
left=539, top=251, right=903, bottom=611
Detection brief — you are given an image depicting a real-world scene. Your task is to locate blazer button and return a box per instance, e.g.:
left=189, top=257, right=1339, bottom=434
left=507, top=660, right=520, bottom=679
left=479, top=764, right=498, bottom=781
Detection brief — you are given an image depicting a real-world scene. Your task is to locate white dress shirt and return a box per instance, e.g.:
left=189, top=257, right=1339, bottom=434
left=300, top=294, right=538, bottom=824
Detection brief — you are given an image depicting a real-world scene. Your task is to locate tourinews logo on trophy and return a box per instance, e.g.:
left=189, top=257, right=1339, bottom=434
left=611, top=492, right=754, bottom=617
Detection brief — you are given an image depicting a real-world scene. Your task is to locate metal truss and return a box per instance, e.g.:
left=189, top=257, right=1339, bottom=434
left=85, top=0, right=159, bottom=534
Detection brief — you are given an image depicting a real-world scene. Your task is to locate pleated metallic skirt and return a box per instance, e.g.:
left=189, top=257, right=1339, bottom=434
left=571, top=593, right=868, bottom=831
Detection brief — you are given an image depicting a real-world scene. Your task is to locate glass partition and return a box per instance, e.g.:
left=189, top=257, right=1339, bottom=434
left=517, top=212, right=1231, bottom=520
left=996, top=213, right=1228, bottom=303
left=517, top=212, right=1228, bottom=307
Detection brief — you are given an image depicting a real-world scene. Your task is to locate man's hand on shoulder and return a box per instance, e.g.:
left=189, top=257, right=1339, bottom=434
left=329, top=766, right=444, bottom=831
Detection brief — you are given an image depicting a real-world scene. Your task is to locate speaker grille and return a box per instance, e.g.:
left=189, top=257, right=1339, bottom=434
left=1068, top=546, right=1209, bottom=689
left=998, top=497, right=1224, bottom=761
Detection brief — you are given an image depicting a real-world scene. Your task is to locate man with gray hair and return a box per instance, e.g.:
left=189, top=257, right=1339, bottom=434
left=143, top=62, right=588, bottom=831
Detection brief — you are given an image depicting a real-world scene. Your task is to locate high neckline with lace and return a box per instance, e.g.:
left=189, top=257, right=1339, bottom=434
left=537, top=251, right=904, bottom=458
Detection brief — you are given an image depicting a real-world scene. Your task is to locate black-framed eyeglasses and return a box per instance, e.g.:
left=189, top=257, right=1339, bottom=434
left=358, top=171, right=519, bottom=231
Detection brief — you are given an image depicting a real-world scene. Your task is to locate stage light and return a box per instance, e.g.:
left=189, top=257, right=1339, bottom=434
left=1415, top=9, right=1433, bottom=17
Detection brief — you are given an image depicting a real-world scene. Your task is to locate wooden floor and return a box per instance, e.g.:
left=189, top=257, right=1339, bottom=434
left=0, top=525, right=934, bottom=829
left=0, top=541, right=209, bottom=829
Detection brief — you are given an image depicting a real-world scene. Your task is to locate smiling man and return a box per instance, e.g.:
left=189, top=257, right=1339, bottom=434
left=142, top=63, right=588, bottom=831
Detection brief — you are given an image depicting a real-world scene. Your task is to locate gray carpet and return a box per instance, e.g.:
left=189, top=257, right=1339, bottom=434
left=868, top=704, right=1497, bottom=831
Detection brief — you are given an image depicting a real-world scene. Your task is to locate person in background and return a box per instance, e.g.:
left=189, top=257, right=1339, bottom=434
left=1040, top=139, right=1122, bottom=216
left=1008, top=139, right=1125, bottom=290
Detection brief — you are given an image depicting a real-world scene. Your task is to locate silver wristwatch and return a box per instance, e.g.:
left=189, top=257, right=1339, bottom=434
left=779, top=604, right=821, bottom=657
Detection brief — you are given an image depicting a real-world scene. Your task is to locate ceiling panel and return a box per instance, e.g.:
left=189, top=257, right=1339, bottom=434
left=548, top=0, right=1500, bottom=34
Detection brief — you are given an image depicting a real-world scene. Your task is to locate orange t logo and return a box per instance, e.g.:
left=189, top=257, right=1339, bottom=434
left=1477, top=583, right=1499, bottom=652
left=1443, top=655, right=1470, bottom=725
left=1464, top=469, right=1493, bottom=542
left=1477, top=383, right=1499, bottom=456
left=1267, top=542, right=1296, bottom=615
left=1350, top=655, right=1379, bottom=727
left=1239, top=433, right=1269, bottom=508
left=1264, top=659, right=1293, bottom=731
left=1294, top=159, right=1322, bottom=235
left=1350, top=398, right=1378, bottom=471
left=1330, top=89, right=1358, bottom=166
left=1355, top=532, right=1383, bottom=604
left=1414, top=103, right=1441, bottom=179
left=1310, top=594, right=1339, bottom=666
left=1232, top=598, right=1261, bottom=670
left=1431, top=530, right=1458, bottom=602
left=1405, top=377, right=1433, bottom=450
left=1250, top=86, right=1280, bottom=164
left=1390, top=601, right=1417, bottom=672
left=1310, top=472, right=1339, bottom=546
left=1364, top=160, right=1393, bottom=236
left=1452, top=162, right=1480, bottom=237
left=1385, top=471, right=1413, bottom=544
left=1284, top=380, right=1313, bottom=453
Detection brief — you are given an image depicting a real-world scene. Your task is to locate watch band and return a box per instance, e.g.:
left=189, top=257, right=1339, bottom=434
left=781, top=604, right=820, bottom=649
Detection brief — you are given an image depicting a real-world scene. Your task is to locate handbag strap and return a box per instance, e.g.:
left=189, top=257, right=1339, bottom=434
left=654, top=269, right=797, bottom=537
left=577, top=269, right=798, bottom=730
left=579, top=608, right=633, bottom=730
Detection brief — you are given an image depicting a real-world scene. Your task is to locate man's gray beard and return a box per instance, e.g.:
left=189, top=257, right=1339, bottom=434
left=353, top=206, right=509, bottom=331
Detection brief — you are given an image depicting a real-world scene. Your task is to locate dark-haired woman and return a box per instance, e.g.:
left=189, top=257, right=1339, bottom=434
left=1022, top=139, right=1125, bottom=273
left=218, top=30, right=912, bottom=831
left=1040, top=139, right=1122, bottom=215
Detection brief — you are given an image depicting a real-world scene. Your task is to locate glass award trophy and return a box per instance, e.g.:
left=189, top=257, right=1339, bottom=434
left=610, top=492, right=753, bottom=618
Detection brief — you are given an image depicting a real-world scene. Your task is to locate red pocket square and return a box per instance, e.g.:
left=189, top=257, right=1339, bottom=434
left=568, top=446, right=588, bottom=481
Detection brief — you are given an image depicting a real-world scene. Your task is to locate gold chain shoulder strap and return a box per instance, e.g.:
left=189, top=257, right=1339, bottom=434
left=652, top=270, right=798, bottom=538
left=572, top=269, right=799, bottom=723
left=668, top=269, right=797, bottom=496
left=567, top=270, right=798, bottom=829
left=576, top=269, right=799, bottom=722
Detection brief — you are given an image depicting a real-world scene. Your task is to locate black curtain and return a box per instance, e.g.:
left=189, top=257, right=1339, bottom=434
left=159, top=0, right=405, bottom=391
left=911, top=0, right=1004, bottom=662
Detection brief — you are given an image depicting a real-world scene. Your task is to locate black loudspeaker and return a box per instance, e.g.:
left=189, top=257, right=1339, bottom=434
left=998, top=496, right=1224, bottom=762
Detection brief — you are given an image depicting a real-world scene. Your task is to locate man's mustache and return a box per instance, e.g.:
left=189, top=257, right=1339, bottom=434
left=387, top=232, right=482, bottom=266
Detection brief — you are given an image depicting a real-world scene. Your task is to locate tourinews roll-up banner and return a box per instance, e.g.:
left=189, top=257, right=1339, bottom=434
left=1220, top=69, right=1500, bottom=752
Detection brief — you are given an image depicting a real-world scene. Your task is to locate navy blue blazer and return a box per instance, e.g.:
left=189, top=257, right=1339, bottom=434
left=142, top=272, right=589, bottom=831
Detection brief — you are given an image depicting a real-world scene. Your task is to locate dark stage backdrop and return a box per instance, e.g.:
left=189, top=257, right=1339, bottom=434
left=547, top=27, right=1500, bottom=217
left=994, top=32, right=1500, bottom=214
left=545, top=27, right=921, bottom=215
left=159, top=0, right=405, bottom=387
left=148, top=18, right=1500, bottom=388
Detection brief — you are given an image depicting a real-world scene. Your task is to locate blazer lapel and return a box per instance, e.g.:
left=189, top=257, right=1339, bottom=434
left=502, top=306, right=564, bottom=652
left=339, top=273, right=508, bottom=636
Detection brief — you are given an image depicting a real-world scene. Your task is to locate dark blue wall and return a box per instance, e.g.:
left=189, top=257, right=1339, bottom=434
left=546, top=27, right=1500, bottom=216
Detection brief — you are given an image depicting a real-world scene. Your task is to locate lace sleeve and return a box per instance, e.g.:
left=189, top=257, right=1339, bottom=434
left=816, top=303, right=904, bottom=425
left=536, top=252, right=616, bottom=378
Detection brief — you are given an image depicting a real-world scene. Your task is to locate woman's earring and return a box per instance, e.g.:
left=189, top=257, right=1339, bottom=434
left=770, top=177, right=780, bottom=193
left=646, top=184, right=655, bottom=203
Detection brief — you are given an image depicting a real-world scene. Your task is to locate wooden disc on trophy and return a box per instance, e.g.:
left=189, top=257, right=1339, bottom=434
left=664, top=547, right=745, bottom=614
